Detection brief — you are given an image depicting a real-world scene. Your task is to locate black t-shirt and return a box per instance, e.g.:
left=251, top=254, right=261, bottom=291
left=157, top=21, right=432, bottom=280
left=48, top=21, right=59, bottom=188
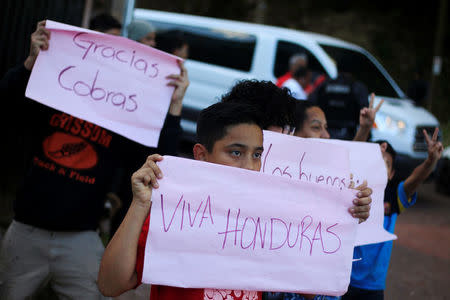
left=1, top=64, right=181, bottom=231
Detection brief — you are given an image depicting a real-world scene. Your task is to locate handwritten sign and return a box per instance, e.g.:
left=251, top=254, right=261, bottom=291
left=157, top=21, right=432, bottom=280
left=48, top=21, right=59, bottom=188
left=144, top=156, right=358, bottom=296
left=26, top=20, right=180, bottom=147
left=261, top=131, right=396, bottom=246
left=315, top=138, right=397, bottom=246
left=262, top=131, right=351, bottom=191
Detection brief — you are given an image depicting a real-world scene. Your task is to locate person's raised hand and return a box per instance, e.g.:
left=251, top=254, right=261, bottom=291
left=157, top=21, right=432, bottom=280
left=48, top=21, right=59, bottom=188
left=359, top=93, right=384, bottom=128
left=24, top=20, right=51, bottom=70
left=424, top=128, right=444, bottom=166
left=167, top=60, right=190, bottom=116
left=131, top=154, right=163, bottom=208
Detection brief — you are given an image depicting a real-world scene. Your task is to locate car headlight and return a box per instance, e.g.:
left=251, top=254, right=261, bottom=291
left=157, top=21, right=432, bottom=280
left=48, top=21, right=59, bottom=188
left=374, top=112, right=407, bottom=134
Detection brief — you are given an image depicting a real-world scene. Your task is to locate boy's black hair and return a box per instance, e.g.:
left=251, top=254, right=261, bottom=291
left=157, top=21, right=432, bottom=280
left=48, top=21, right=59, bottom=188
left=155, top=29, right=187, bottom=54
left=89, top=13, right=122, bottom=32
left=294, top=100, right=316, bottom=132
left=375, top=140, right=397, bottom=162
left=220, top=79, right=296, bottom=129
left=196, top=102, right=264, bottom=152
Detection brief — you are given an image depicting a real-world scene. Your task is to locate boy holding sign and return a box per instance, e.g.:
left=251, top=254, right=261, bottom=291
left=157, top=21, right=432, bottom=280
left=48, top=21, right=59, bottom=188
left=98, top=101, right=372, bottom=298
left=98, top=102, right=266, bottom=298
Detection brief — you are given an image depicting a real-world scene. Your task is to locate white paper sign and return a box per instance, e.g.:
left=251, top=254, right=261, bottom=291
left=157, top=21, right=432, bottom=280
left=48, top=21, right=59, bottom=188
left=144, top=156, right=358, bottom=296
left=26, top=20, right=180, bottom=147
left=316, top=139, right=397, bottom=245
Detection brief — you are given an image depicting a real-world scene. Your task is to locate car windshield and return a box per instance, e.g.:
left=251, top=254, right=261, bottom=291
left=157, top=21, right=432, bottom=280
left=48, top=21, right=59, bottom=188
left=319, top=44, right=402, bottom=98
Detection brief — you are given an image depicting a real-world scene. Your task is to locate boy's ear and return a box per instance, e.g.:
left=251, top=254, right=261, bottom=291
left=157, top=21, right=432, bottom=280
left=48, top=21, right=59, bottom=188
left=193, top=143, right=208, bottom=161
left=380, top=142, right=388, bottom=153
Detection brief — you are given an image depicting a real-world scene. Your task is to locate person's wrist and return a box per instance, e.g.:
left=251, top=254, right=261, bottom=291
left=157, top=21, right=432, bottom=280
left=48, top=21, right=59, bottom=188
left=24, top=56, right=36, bottom=70
left=424, top=156, right=437, bottom=168
left=131, top=197, right=152, bottom=211
left=169, top=101, right=183, bottom=116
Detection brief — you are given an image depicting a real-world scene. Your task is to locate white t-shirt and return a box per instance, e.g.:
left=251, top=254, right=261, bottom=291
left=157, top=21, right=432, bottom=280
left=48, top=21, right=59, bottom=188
left=282, top=78, right=307, bottom=100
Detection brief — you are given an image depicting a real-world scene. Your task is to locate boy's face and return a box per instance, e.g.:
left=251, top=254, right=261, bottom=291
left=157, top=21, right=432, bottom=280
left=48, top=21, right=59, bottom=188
left=295, top=106, right=330, bottom=139
left=380, top=142, right=395, bottom=180
left=194, top=123, right=264, bottom=171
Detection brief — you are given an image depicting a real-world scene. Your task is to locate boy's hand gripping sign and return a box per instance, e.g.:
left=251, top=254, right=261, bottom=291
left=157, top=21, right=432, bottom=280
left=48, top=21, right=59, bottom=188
left=26, top=20, right=180, bottom=147
left=144, top=156, right=358, bottom=296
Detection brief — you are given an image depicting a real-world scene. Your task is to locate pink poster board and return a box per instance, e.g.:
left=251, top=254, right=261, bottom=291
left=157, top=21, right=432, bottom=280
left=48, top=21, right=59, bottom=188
left=26, top=20, right=180, bottom=147
left=316, top=138, right=397, bottom=246
left=144, top=156, right=358, bottom=296
left=261, top=131, right=396, bottom=246
left=262, top=130, right=351, bottom=191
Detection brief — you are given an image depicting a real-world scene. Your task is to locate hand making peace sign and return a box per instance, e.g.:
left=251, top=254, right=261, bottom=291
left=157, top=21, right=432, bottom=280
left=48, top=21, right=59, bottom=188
left=359, top=93, right=384, bottom=128
left=423, top=128, right=444, bottom=164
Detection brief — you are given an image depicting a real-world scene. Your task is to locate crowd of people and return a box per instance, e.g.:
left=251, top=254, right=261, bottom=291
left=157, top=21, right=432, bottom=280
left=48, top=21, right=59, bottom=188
left=0, top=12, right=443, bottom=300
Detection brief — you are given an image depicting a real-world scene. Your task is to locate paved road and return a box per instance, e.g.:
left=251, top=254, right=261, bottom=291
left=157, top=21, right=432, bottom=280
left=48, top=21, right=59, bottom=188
left=385, top=182, right=450, bottom=299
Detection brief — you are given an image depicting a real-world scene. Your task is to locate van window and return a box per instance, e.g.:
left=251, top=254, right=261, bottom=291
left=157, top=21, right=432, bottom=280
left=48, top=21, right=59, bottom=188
left=142, top=20, right=256, bottom=72
left=274, top=40, right=327, bottom=79
left=319, top=44, right=399, bottom=98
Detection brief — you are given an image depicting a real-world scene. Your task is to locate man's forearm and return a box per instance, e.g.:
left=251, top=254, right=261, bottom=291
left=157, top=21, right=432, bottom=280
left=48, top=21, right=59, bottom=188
left=353, top=125, right=371, bottom=142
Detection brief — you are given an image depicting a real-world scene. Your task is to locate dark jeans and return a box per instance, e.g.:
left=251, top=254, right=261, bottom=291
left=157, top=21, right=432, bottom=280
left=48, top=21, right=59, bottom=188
left=342, top=286, right=384, bottom=300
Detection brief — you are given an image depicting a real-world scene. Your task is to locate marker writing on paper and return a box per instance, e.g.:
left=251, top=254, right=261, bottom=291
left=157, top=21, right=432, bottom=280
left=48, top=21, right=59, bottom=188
left=160, top=194, right=214, bottom=232
left=57, top=65, right=138, bottom=112
left=218, top=209, right=342, bottom=255
left=158, top=193, right=342, bottom=255
left=262, top=143, right=347, bottom=190
left=72, top=32, right=159, bottom=79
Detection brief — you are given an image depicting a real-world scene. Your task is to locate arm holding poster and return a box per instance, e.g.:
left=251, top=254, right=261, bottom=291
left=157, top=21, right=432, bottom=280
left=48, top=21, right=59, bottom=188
left=98, top=154, right=163, bottom=297
left=156, top=60, right=189, bottom=155
left=0, top=21, right=48, bottom=103
left=24, top=21, right=50, bottom=71
left=166, top=60, right=189, bottom=116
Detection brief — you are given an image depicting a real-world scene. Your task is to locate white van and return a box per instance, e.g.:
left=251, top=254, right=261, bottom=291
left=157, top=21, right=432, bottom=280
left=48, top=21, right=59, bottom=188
left=134, top=9, right=440, bottom=174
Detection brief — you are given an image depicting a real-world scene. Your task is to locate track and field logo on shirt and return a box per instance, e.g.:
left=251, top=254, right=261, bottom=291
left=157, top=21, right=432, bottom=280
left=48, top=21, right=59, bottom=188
left=43, top=132, right=98, bottom=169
